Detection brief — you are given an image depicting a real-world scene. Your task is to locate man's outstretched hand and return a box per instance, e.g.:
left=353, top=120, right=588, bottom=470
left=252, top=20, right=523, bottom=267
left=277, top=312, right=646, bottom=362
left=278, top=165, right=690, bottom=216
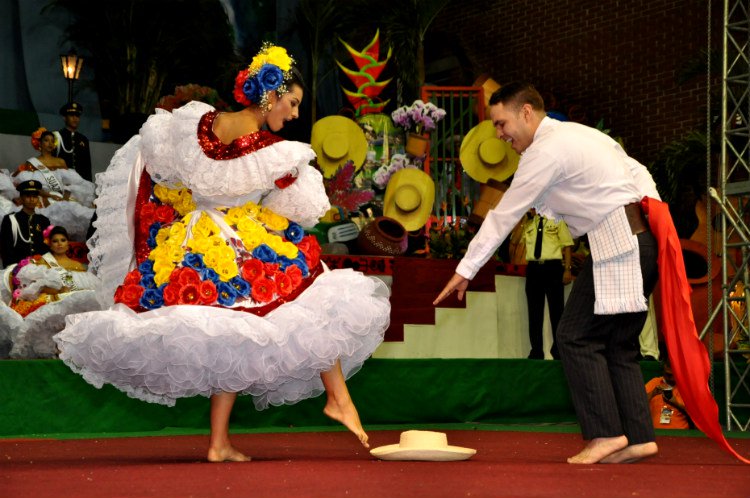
left=433, top=273, right=470, bottom=305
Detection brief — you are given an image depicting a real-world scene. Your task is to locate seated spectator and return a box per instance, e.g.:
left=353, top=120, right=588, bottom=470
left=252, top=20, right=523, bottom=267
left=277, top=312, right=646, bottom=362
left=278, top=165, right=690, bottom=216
left=4, top=225, right=99, bottom=358
left=645, top=360, right=692, bottom=429
left=10, top=128, right=95, bottom=241
left=0, top=180, right=51, bottom=267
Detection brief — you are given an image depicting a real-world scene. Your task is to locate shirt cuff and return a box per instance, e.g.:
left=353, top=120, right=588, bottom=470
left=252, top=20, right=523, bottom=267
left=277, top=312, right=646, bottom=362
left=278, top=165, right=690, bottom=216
left=455, top=259, right=479, bottom=280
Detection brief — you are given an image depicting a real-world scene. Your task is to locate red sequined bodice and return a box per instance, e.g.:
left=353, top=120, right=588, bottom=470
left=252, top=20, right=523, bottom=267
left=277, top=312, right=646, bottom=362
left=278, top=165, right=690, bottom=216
left=197, top=111, right=283, bottom=160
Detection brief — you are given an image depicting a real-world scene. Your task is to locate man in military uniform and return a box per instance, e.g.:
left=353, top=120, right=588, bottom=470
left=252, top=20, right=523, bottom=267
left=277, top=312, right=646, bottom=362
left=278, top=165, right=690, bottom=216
left=0, top=180, right=51, bottom=267
left=54, top=101, right=93, bottom=181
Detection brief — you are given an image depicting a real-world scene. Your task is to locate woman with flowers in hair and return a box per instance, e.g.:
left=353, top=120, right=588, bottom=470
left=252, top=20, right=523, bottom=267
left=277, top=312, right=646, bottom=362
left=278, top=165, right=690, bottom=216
left=9, top=128, right=96, bottom=241
left=54, top=43, right=391, bottom=462
left=1, top=225, right=99, bottom=358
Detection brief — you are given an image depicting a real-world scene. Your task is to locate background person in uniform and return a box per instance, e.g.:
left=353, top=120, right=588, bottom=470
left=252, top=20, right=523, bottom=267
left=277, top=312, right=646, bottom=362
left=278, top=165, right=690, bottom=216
left=54, top=102, right=93, bottom=182
left=0, top=180, right=51, bottom=267
left=522, top=209, right=573, bottom=359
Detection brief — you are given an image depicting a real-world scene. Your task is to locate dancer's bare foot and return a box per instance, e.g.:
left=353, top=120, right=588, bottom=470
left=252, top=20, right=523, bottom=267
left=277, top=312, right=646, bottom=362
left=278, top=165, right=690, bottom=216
left=600, top=442, right=658, bottom=463
left=324, top=399, right=369, bottom=448
left=207, top=445, right=251, bottom=463
left=567, top=436, right=628, bottom=464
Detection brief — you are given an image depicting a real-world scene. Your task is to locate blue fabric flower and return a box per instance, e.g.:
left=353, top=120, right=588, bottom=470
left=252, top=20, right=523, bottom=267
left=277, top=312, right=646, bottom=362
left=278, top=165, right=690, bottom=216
left=257, top=64, right=284, bottom=93
left=183, top=253, right=205, bottom=270
left=140, top=273, right=157, bottom=289
left=216, top=281, right=238, bottom=307
left=201, top=267, right=221, bottom=284
left=284, top=222, right=304, bottom=244
left=243, top=76, right=262, bottom=104
left=139, top=288, right=164, bottom=310
left=252, top=244, right=278, bottom=263
left=229, top=276, right=251, bottom=298
left=147, top=222, right=161, bottom=249
left=138, top=259, right=155, bottom=276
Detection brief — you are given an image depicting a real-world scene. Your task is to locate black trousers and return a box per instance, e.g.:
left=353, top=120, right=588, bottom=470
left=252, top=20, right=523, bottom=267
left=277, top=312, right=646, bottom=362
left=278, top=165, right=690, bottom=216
left=557, top=231, right=659, bottom=444
left=525, top=260, right=565, bottom=359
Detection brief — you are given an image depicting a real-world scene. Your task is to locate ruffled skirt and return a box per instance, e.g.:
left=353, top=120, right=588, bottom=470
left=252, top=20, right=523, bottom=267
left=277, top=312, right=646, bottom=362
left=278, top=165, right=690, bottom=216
left=54, top=268, right=390, bottom=409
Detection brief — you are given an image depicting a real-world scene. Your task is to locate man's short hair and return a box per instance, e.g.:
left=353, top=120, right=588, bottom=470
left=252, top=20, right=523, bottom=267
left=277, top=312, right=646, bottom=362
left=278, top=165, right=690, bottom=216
left=489, top=82, right=545, bottom=111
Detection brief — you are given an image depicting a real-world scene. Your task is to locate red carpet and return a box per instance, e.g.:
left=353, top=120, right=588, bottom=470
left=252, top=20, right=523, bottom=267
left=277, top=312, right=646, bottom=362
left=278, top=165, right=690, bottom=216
left=3, top=429, right=749, bottom=498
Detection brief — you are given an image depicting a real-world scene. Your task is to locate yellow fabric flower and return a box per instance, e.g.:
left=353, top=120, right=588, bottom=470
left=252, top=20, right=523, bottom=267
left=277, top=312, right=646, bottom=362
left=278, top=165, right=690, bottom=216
left=215, top=260, right=239, bottom=282
left=237, top=217, right=264, bottom=234
left=239, top=231, right=264, bottom=251
left=249, top=44, right=292, bottom=73
left=225, top=207, right=246, bottom=227
left=243, top=201, right=261, bottom=218
left=154, top=267, right=173, bottom=287
left=258, top=209, right=289, bottom=231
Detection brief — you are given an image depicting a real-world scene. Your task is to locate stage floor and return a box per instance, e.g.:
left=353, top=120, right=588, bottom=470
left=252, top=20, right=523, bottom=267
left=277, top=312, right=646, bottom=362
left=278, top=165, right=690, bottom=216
left=3, top=426, right=750, bottom=498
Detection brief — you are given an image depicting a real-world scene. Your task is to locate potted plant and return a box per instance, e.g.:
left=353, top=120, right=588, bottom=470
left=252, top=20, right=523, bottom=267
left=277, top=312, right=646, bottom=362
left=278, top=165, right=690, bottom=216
left=391, top=99, right=446, bottom=157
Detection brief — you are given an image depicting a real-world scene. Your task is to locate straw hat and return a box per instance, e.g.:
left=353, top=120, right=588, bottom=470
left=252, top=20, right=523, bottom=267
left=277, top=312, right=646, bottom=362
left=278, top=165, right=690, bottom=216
left=370, top=430, right=476, bottom=461
left=311, top=115, right=368, bottom=178
left=383, top=168, right=435, bottom=231
left=459, top=120, right=519, bottom=183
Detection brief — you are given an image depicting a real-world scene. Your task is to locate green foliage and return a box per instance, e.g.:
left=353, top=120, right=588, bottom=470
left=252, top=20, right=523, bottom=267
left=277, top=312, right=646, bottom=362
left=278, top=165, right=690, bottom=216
left=648, top=131, right=710, bottom=205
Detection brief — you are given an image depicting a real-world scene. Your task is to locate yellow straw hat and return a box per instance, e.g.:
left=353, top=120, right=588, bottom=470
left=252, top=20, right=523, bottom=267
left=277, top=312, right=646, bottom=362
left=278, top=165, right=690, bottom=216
left=383, top=168, right=435, bottom=231
left=459, top=120, right=519, bottom=183
left=310, top=115, right=368, bottom=178
left=370, top=430, right=476, bottom=461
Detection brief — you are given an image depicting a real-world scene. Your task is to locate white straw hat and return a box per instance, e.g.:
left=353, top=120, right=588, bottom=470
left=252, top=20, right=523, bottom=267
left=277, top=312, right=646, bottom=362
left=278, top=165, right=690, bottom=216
left=370, top=430, right=476, bottom=461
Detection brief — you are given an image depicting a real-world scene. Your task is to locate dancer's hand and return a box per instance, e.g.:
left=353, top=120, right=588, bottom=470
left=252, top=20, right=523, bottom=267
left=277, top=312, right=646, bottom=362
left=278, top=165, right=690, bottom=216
left=433, top=273, right=469, bottom=305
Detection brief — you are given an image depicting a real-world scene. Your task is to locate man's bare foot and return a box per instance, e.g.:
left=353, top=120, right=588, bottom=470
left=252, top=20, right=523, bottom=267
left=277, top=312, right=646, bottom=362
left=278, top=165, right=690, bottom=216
left=207, top=445, right=251, bottom=462
left=567, top=436, right=628, bottom=464
left=600, top=442, right=658, bottom=463
left=323, top=399, right=369, bottom=448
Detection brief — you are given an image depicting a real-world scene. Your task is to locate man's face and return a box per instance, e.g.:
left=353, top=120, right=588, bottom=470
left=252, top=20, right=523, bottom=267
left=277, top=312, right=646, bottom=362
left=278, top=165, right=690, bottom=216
left=490, top=102, right=534, bottom=154
left=64, top=113, right=80, bottom=130
left=20, top=193, right=39, bottom=211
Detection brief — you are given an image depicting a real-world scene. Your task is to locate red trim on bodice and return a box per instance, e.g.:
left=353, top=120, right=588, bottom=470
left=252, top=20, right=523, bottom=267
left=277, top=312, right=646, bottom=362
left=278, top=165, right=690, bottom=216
left=197, top=111, right=284, bottom=160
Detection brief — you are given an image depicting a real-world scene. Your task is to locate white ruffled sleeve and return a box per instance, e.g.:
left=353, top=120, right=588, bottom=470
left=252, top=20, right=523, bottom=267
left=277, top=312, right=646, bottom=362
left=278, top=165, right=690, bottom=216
left=16, top=264, right=64, bottom=300
left=262, top=145, right=331, bottom=228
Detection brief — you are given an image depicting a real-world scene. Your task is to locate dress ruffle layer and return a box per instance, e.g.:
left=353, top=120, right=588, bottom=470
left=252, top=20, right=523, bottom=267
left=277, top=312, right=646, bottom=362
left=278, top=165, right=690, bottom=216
left=55, top=269, right=390, bottom=408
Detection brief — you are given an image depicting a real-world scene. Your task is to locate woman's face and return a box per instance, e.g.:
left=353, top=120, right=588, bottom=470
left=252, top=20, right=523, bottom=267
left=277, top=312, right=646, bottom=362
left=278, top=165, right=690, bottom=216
left=49, top=233, right=69, bottom=255
left=266, top=84, right=303, bottom=132
left=41, top=134, right=56, bottom=153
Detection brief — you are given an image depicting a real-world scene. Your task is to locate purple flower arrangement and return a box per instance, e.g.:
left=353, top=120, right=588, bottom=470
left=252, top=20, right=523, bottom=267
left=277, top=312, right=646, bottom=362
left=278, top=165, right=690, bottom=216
left=391, top=100, right=447, bottom=135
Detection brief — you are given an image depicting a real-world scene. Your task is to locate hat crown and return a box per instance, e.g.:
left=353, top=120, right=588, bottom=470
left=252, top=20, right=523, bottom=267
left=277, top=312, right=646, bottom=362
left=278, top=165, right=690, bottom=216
left=322, top=134, right=349, bottom=160
left=478, top=137, right=506, bottom=166
left=399, top=430, right=448, bottom=449
left=394, top=185, right=421, bottom=212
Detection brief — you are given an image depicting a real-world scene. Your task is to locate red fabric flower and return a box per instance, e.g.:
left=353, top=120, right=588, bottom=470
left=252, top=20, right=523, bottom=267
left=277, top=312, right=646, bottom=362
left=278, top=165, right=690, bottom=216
left=162, top=284, right=180, bottom=306
left=251, top=277, right=276, bottom=303
left=199, top=280, right=218, bottom=304
left=297, top=235, right=321, bottom=268
left=155, top=204, right=176, bottom=224
left=139, top=202, right=157, bottom=230
left=123, top=269, right=142, bottom=286
left=233, top=68, right=252, bottom=107
left=274, top=172, right=298, bottom=189
left=285, top=265, right=303, bottom=289
left=179, top=283, right=200, bottom=305
left=172, top=267, right=201, bottom=286
left=118, top=284, right=144, bottom=308
left=274, top=271, right=292, bottom=296
left=264, top=262, right=280, bottom=274
left=241, top=259, right=265, bottom=282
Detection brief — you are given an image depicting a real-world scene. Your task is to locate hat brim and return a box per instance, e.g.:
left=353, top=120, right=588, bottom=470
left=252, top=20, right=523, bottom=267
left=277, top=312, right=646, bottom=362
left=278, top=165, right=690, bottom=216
left=310, top=116, right=368, bottom=178
left=383, top=168, right=435, bottom=232
left=460, top=120, right=519, bottom=183
left=370, top=444, right=476, bottom=461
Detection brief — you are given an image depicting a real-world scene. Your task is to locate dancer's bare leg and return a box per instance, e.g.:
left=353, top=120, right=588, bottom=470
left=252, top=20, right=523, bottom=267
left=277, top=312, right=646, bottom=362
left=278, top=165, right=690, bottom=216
left=567, top=435, right=628, bottom=464
left=320, top=360, right=369, bottom=448
left=600, top=442, right=658, bottom=463
left=207, top=392, right=250, bottom=462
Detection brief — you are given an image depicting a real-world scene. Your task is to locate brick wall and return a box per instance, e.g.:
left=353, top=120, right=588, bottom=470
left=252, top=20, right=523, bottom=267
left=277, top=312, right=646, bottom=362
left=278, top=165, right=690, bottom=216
left=429, top=0, right=721, bottom=165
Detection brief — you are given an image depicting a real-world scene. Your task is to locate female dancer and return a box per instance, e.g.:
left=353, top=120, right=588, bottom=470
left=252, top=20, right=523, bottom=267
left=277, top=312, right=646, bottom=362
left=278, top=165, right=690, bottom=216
left=54, top=43, right=391, bottom=462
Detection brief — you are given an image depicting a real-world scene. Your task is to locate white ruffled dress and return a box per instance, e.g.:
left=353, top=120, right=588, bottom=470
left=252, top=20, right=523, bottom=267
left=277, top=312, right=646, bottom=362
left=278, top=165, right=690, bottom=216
left=54, top=102, right=390, bottom=409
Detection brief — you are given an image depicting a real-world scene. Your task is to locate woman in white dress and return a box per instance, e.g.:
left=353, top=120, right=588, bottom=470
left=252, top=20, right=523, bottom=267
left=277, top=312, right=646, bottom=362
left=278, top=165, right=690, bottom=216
left=12, top=129, right=95, bottom=241
left=6, top=225, right=99, bottom=358
left=54, top=43, right=391, bottom=462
